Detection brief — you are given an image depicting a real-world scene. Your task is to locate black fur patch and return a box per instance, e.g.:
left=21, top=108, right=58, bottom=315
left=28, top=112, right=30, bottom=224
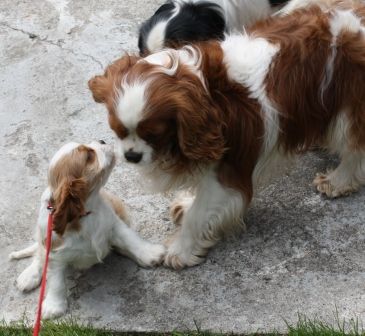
left=269, top=0, right=289, bottom=6
left=164, top=2, right=225, bottom=46
left=138, top=1, right=176, bottom=55
left=138, top=1, right=225, bottom=55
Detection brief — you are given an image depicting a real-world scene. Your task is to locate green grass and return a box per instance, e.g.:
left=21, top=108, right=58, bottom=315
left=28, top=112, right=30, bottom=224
left=285, top=314, right=364, bottom=336
left=0, top=314, right=363, bottom=336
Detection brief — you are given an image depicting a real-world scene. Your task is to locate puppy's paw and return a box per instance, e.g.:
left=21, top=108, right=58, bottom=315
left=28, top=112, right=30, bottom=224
left=136, top=243, right=166, bottom=268
left=16, top=266, right=42, bottom=292
left=42, top=296, right=67, bottom=319
left=313, top=172, right=358, bottom=198
left=170, top=192, right=194, bottom=226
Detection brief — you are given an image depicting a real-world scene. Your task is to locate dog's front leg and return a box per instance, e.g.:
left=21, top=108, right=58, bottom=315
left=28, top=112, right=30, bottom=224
left=112, top=220, right=166, bottom=267
left=42, top=261, right=67, bottom=319
left=164, top=169, right=246, bottom=269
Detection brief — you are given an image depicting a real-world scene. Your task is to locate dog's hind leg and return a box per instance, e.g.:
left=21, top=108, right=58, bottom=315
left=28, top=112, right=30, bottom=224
left=9, top=242, right=38, bottom=260
left=313, top=151, right=365, bottom=198
left=314, top=112, right=365, bottom=197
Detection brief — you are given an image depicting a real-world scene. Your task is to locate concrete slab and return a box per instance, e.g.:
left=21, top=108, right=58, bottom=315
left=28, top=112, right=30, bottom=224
left=0, top=0, right=364, bottom=333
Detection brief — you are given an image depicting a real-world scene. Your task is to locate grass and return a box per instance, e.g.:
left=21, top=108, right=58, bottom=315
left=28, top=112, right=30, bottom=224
left=0, top=314, right=363, bottom=336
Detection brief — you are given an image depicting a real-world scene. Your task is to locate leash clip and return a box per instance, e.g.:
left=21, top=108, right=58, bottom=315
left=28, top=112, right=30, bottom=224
left=47, top=203, right=55, bottom=213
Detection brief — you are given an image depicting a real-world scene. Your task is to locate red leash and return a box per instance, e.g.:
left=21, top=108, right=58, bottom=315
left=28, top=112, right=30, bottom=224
left=33, top=203, right=54, bottom=336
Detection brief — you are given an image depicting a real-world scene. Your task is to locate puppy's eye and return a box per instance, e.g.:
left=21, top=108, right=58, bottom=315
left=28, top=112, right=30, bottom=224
left=86, top=149, right=95, bottom=163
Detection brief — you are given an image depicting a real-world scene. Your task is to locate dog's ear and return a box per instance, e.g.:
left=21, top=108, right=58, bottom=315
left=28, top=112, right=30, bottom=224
left=52, top=178, right=88, bottom=236
left=88, top=55, right=140, bottom=104
left=88, top=75, right=110, bottom=104
left=177, top=103, right=225, bottom=162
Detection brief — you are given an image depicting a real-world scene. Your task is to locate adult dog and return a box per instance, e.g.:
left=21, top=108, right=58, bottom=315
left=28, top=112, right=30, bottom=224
left=90, top=1, right=365, bottom=269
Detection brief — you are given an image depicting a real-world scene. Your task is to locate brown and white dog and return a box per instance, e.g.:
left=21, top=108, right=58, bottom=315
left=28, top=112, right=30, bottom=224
left=10, top=141, right=165, bottom=318
left=89, top=1, right=365, bottom=269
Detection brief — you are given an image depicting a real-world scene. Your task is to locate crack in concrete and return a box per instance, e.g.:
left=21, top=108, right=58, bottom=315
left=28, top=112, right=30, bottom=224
left=0, top=22, right=104, bottom=70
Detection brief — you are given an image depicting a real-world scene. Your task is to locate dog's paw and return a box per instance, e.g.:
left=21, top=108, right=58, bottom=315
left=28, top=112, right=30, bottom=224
left=136, top=243, right=166, bottom=268
left=163, top=235, right=206, bottom=270
left=313, top=172, right=358, bottom=198
left=16, top=266, right=42, bottom=292
left=170, top=193, right=194, bottom=226
left=164, top=252, right=205, bottom=270
left=42, top=296, right=67, bottom=319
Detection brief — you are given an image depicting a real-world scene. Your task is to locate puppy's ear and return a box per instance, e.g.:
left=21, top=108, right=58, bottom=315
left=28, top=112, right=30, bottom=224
left=177, top=103, right=225, bottom=162
left=52, top=178, right=88, bottom=236
left=88, top=75, right=110, bottom=104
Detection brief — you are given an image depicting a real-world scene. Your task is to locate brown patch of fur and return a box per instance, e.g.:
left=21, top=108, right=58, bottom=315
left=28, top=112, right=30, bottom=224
left=138, top=60, right=226, bottom=172
left=254, top=6, right=335, bottom=152
left=101, top=189, right=129, bottom=225
left=254, top=4, right=365, bottom=152
left=51, top=178, right=88, bottom=235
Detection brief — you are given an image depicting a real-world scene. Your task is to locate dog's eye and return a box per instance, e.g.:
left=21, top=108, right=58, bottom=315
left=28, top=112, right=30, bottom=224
left=86, top=149, right=95, bottom=163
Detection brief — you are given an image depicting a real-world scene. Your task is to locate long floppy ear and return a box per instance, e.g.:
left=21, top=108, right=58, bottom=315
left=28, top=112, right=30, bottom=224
left=52, top=178, right=88, bottom=236
left=177, top=97, right=225, bottom=162
left=88, top=55, right=141, bottom=104
left=88, top=75, right=110, bottom=103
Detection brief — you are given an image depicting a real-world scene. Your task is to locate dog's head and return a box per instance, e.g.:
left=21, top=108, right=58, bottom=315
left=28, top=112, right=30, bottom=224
left=48, top=141, right=115, bottom=235
left=88, top=48, right=225, bottom=187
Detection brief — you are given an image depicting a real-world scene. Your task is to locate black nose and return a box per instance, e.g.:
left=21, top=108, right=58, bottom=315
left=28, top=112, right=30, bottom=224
left=124, top=151, right=143, bottom=163
left=98, top=140, right=106, bottom=144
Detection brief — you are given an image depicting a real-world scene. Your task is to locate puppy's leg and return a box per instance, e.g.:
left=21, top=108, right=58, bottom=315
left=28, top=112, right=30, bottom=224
left=170, top=191, right=195, bottom=226
left=111, top=219, right=165, bottom=267
left=314, top=151, right=365, bottom=198
left=164, top=170, right=245, bottom=269
left=15, top=245, right=43, bottom=292
left=42, top=262, right=67, bottom=319
left=101, top=189, right=130, bottom=225
left=9, top=242, right=38, bottom=260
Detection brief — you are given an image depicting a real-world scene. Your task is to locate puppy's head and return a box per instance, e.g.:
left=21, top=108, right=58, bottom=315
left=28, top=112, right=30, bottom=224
left=48, top=141, right=115, bottom=235
left=88, top=48, right=225, bottom=182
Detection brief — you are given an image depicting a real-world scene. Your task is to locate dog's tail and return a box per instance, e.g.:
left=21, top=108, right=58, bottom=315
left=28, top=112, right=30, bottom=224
left=9, top=243, right=38, bottom=260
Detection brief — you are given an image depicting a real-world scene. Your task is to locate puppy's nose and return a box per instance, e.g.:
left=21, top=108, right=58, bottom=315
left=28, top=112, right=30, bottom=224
left=124, top=150, right=143, bottom=163
left=98, top=139, right=106, bottom=145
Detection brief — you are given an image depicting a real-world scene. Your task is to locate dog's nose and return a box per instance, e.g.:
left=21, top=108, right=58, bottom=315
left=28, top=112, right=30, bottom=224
left=124, top=150, right=143, bottom=163
left=98, top=140, right=106, bottom=145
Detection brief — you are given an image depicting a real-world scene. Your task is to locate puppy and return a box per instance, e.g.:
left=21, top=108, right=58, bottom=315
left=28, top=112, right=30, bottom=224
left=89, top=1, right=365, bottom=269
left=138, top=0, right=289, bottom=55
left=10, top=141, right=165, bottom=318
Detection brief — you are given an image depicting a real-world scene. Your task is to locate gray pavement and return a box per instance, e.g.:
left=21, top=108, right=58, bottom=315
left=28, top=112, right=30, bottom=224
left=0, top=0, right=364, bottom=333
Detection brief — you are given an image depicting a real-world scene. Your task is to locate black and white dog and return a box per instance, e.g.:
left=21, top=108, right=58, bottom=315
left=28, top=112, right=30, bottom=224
left=138, top=0, right=289, bottom=55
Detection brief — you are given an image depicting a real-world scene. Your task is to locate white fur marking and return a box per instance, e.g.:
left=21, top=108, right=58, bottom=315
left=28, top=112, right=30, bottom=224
left=321, top=10, right=363, bottom=100
left=117, top=83, right=147, bottom=130
left=50, top=142, right=79, bottom=167
left=146, top=21, right=169, bottom=53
